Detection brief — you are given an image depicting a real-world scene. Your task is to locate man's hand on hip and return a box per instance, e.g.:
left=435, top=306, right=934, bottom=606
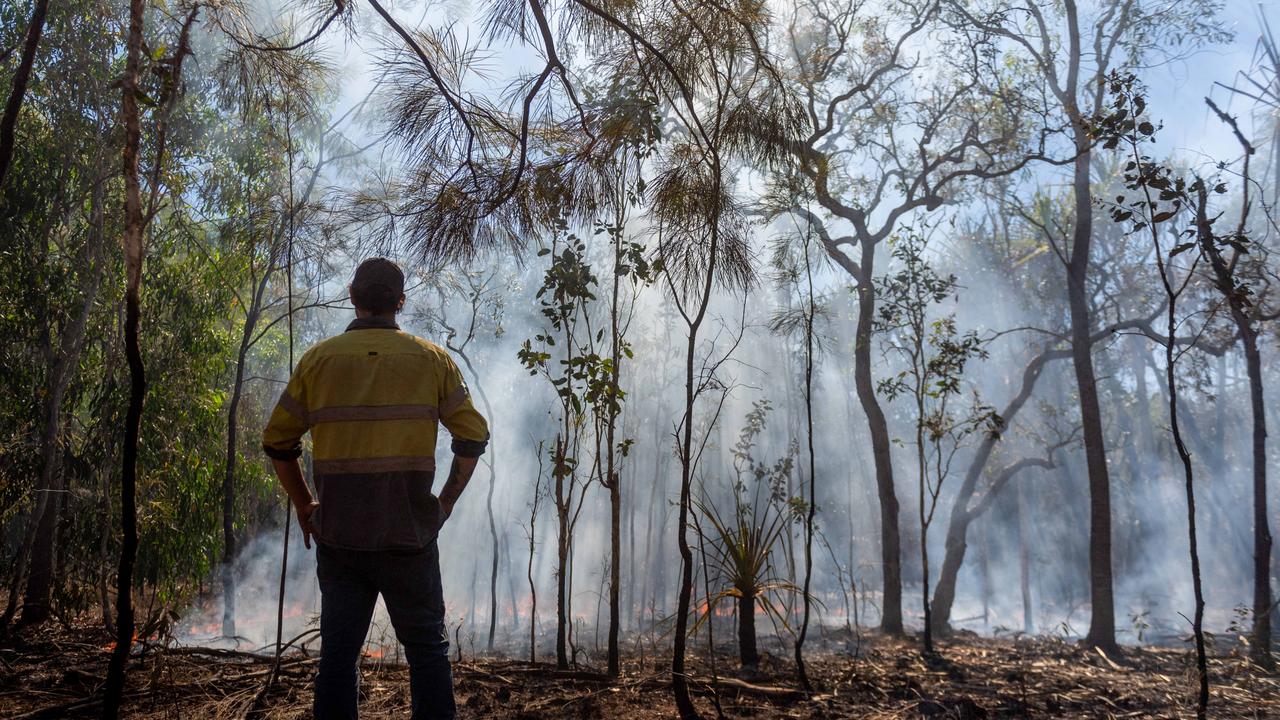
left=297, top=500, right=319, bottom=549
left=437, top=455, right=479, bottom=525
left=270, top=457, right=319, bottom=548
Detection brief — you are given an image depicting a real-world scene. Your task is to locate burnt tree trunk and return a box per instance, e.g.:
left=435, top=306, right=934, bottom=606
left=554, top=435, right=569, bottom=670
left=102, top=0, right=146, bottom=711
left=1017, top=480, right=1034, bottom=634
left=738, top=589, right=758, bottom=667
left=1160, top=187, right=1211, bottom=719
left=606, top=226, right=623, bottom=677
left=1243, top=308, right=1273, bottom=666
left=795, top=233, right=817, bottom=688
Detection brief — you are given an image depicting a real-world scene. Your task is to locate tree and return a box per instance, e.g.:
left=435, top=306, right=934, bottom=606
left=947, top=0, right=1229, bottom=652
left=765, top=0, right=1054, bottom=633
left=102, top=0, right=147, bottom=711
left=767, top=214, right=823, bottom=687
left=1094, top=74, right=1213, bottom=716
left=875, top=231, right=996, bottom=654
left=518, top=235, right=604, bottom=669
left=596, top=172, right=657, bottom=676
left=1203, top=98, right=1274, bottom=668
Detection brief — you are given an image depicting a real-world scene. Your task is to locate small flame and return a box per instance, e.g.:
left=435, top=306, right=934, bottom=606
left=104, top=631, right=139, bottom=652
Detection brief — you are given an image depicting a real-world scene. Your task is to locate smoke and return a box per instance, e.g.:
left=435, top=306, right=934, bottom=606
left=176, top=1, right=1279, bottom=658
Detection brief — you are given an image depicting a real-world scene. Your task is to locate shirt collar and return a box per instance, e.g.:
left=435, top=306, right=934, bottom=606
left=345, top=316, right=400, bottom=332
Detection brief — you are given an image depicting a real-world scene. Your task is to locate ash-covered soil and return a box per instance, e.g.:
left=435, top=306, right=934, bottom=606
left=2, top=623, right=1277, bottom=718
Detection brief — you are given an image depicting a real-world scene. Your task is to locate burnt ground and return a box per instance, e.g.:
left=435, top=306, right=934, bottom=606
left=2, top=623, right=1278, bottom=719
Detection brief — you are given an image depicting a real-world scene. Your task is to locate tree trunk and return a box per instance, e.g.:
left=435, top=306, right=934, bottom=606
left=794, top=237, right=817, bottom=689
left=11, top=385, right=65, bottom=627
left=1067, top=140, right=1116, bottom=653
left=608, top=463, right=621, bottom=674
left=738, top=589, right=758, bottom=667
left=606, top=231, right=622, bottom=677
left=672, top=315, right=702, bottom=717
left=854, top=240, right=902, bottom=635
left=1017, top=480, right=1034, bottom=635
left=0, top=0, right=49, bottom=189
left=1194, top=177, right=1272, bottom=666
left=485, top=452, right=499, bottom=654
left=1166, top=192, right=1210, bottom=717
left=220, top=337, right=251, bottom=638
left=527, top=490, right=538, bottom=663
left=929, top=346, right=1063, bottom=635
left=554, top=434, right=569, bottom=670
left=99, top=459, right=115, bottom=635
left=103, top=0, right=146, bottom=711
left=1243, top=324, right=1273, bottom=666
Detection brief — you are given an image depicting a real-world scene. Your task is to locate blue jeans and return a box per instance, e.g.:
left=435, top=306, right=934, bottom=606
left=314, top=541, right=454, bottom=719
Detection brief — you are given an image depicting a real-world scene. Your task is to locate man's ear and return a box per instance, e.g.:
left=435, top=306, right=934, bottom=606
left=397, top=293, right=406, bottom=312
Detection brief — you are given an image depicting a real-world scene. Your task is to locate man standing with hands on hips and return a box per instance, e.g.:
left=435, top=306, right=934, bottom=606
left=262, top=257, right=489, bottom=719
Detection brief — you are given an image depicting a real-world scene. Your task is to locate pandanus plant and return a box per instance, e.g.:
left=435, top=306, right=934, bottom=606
left=694, top=495, right=800, bottom=667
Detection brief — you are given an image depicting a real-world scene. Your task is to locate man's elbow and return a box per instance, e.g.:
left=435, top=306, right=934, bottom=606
left=451, top=434, right=488, bottom=458
left=263, top=441, right=302, bottom=461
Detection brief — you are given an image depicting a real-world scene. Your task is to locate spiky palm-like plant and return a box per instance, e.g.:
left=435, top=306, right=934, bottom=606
left=695, top=496, right=799, bottom=667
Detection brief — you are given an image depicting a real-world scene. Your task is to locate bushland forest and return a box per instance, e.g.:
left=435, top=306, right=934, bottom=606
left=2, top=0, right=1279, bottom=718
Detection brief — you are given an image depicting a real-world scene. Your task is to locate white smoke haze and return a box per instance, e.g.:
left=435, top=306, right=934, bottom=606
left=172, top=0, right=1280, bottom=663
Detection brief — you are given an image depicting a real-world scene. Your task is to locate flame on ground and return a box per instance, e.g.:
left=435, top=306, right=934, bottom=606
left=103, top=630, right=139, bottom=652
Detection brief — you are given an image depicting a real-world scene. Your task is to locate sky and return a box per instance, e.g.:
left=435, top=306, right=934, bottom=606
left=1151, top=2, right=1271, bottom=164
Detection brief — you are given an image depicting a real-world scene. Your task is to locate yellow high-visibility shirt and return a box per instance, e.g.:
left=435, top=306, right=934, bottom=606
left=262, top=316, right=488, bottom=549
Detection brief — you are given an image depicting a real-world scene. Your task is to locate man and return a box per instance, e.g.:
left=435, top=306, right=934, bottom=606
left=262, top=257, right=488, bottom=720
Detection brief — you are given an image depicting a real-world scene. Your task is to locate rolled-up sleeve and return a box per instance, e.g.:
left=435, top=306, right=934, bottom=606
left=439, top=357, right=488, bottom=458
left=262, top=360, right=311, bottom=461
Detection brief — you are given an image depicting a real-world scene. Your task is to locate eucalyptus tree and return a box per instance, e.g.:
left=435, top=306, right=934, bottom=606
left=757, top=0, right=1056, bottom=635
left=595, top=149, right=660, bottom=676
left=945, top=0, right=1230, bottom=651
left=104, top=0, right=157, bottom=710
left=925, top=183, right=1156, bottom=636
